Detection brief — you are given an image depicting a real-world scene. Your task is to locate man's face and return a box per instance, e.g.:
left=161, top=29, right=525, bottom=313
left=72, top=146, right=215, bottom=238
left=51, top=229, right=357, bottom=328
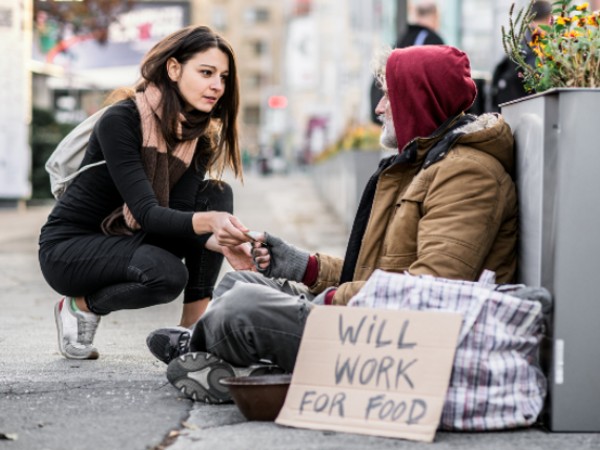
left=375, top=93, right=397, bottom=149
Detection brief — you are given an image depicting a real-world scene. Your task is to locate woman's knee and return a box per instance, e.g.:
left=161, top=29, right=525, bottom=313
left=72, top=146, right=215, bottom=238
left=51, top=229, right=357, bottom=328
left=160, top=265, right=189, bottom=301
left=129, top=245, right=188, bottom=302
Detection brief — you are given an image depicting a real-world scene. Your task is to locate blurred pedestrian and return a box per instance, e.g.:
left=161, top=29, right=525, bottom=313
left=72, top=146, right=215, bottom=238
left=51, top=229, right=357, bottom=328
left=397, top=0, right=444, bottom=47
left=370, top=0, right=444, bottom=122
left=490, top=1, right=552, bottom=111
left=39, top=25, right=255, bottom=360
left=148, top=45, right=519, bottom=405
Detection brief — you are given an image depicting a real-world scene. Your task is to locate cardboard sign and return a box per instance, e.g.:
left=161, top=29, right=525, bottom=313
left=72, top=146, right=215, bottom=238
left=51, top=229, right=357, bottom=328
left=276, top=306, right=462, bottom=442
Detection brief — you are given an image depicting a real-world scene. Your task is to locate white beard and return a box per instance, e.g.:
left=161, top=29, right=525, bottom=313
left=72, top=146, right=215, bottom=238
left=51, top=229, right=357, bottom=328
left=379, top=118, right=398, bottom=150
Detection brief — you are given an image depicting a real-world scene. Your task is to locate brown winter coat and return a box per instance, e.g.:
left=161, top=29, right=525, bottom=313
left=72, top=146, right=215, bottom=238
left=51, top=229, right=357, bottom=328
left=311, top=113, right=518, bottom=305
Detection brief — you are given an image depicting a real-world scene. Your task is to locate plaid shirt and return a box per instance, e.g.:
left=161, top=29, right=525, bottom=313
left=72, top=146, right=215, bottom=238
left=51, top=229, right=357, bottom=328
left=348, top=269, right=548, bottom=430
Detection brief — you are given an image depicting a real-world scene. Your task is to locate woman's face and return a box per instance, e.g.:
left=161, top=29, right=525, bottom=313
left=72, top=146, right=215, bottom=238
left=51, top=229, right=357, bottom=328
left=167, top=47, right=230, bottom=113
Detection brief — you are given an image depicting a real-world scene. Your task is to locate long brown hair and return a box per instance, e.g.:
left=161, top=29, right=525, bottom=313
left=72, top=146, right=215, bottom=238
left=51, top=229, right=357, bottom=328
left=107, top=25, right=242, bottom=179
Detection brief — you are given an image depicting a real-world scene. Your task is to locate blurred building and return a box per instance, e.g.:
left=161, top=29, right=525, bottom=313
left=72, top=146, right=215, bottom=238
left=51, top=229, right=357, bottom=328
left=192, top=0, right=396, bottom=166
left=28, top=0, right=536, bottom=159
left=18, top=0, right=580, bottom=200
left=1, top=0, right=32, bottom=202
left=191, top=0, right=286, bottom=160
left=195, top=0, right=397, bottom=165
left=283, top=0, right=395, bottom=164
left=31, top=0, right=192, bottom=119
left=188, top=0, right=546, bottom=163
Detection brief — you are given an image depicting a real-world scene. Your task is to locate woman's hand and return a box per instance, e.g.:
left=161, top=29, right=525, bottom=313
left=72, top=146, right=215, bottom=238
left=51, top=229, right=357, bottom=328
left=222, top=243, right=256, bottom=271
left=193, top=211, right=250, bottom=246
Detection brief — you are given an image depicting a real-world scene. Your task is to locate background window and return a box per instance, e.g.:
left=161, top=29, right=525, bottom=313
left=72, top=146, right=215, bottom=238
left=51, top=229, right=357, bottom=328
left=244, top=7, right=270, bottom=24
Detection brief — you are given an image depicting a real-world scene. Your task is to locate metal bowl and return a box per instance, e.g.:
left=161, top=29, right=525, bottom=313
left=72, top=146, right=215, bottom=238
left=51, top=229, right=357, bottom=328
left=219, top=374, right=292, bottom=421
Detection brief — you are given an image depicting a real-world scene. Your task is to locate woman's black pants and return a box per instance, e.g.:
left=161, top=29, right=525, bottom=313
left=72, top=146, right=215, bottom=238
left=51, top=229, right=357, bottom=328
left=39, top=180, right=233, bottom=316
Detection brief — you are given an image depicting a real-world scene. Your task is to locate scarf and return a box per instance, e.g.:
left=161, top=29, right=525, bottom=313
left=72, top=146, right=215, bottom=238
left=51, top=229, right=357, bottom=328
left=101, top=84, right=198, bottom=236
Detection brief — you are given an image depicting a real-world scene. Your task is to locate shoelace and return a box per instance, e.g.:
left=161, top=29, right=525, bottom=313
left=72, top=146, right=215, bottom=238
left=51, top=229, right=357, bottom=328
left=170, top=332, right=191, bottom=360
left=77, top=317, right=99, bottom=345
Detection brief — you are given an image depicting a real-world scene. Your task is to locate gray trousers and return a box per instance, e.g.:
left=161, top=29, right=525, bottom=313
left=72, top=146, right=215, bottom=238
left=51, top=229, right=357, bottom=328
left=190, top=271, right=314, bottom=372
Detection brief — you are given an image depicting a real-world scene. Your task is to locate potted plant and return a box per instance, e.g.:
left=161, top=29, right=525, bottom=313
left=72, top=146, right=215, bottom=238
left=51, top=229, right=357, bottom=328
left=502, top=0, right=599, bottom=91
left=500, top=0, right=600, bottom=433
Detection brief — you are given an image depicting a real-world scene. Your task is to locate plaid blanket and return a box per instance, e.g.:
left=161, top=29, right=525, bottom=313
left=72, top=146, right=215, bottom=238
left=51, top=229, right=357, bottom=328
left=347, top=269, right=549, bottom=430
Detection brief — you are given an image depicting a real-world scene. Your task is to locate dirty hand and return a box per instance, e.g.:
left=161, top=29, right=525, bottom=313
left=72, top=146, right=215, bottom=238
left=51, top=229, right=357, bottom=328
left=251, top=232, right=309, bottom=282
left=250, top=239, right=271, bottom=271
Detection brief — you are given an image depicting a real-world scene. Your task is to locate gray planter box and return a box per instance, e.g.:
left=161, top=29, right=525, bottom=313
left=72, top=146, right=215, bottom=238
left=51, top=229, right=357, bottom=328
left=502, top=89, right=600, bottom=432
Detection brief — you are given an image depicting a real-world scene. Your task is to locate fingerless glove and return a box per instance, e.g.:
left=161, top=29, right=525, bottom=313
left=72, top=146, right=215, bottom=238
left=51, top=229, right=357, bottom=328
left=257, top=232, right=310, bottom=282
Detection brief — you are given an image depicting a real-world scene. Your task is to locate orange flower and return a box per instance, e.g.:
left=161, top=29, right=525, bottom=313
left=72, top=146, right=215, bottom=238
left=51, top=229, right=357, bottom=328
left=586, top=14, right=599, bottom=26
left=531, top=45, right=544, bottom=58
left=503, top=0, right=600, bottom=93
left=530, top=27, right=546, bottom=44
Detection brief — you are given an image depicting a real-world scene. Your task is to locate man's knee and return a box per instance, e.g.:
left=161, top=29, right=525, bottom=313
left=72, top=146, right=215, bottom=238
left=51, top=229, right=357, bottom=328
left=210, top=282, right=266, bottom=320
left=214, top=271, right=268, bottom=298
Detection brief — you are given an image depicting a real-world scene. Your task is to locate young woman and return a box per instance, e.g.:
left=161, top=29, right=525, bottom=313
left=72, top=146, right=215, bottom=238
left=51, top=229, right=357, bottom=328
left=38, top=25, right=254, bottom=360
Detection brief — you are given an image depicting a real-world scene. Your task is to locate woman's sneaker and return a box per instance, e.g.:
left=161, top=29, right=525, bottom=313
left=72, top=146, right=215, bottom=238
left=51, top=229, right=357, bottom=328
left=146, top=327, right=191, bottom=364
left=54, top=297, right=101, bottom=360
left=166, top=352, right=285, bottom=404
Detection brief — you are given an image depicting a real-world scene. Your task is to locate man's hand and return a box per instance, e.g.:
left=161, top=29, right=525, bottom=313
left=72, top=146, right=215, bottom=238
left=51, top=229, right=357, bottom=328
left=250, top=236, right=270, bottom=270
left=250, top=232, right=310, bottom=282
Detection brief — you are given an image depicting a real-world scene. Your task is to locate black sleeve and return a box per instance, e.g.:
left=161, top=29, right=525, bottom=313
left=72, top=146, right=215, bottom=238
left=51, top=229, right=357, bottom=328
left=95, top=106, right=196, bottom=237
left=169, top=162, right=206, bottom=212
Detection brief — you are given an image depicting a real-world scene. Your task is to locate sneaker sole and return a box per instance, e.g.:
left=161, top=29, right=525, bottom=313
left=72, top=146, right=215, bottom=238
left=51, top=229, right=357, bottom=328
left=167, top=352, right=235, bottom=404
left=54, top=301, right=99, bottom=360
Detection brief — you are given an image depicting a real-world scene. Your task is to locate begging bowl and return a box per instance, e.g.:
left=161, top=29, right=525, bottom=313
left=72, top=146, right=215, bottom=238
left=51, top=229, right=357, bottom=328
left=219, top=374, right=292, bottom=421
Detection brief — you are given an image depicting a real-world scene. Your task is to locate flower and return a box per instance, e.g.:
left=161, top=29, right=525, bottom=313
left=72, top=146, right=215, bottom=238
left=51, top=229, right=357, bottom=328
left=502, top=0, right=600, bottom=92
left=313, top=124, right=382, bottom=163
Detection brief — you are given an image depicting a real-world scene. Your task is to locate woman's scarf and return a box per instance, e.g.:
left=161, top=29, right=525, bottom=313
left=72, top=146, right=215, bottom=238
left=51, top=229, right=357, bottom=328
left=101, top=84, right=198, bottom=236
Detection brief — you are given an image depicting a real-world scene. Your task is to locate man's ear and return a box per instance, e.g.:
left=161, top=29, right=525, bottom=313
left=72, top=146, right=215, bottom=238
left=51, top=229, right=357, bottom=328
left=166, top=57, right=181, bottom=82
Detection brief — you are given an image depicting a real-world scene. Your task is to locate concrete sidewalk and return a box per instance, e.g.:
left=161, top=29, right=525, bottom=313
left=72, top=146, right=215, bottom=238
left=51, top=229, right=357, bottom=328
left=0, top=171, right=598, bottom=450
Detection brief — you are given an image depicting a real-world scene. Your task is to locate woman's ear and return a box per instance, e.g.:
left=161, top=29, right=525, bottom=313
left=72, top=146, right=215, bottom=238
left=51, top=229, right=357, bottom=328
left=166, top=57, right=181, bottom=82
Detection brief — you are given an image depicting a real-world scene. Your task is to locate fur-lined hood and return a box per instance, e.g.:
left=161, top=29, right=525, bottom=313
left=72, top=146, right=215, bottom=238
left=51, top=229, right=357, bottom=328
left=411, top=112, right=515, bottom=176
left=455, top=113, right=515, bottom=174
